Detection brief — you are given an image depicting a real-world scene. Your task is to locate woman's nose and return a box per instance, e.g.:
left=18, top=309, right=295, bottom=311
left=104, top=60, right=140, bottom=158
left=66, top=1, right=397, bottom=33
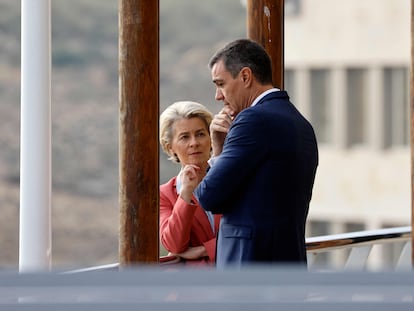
left=189, top=136, right=199, bottom=146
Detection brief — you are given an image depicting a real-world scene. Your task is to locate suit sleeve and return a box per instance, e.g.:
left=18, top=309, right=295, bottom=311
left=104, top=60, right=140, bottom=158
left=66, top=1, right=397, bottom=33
left=159, top=189, right=197, bottom=253
left=195, top=109, right=267, bottom=214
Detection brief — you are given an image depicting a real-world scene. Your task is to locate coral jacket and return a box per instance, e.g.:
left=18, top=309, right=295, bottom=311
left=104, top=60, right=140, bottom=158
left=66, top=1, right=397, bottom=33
left=160, top=177, right=221, bottom=265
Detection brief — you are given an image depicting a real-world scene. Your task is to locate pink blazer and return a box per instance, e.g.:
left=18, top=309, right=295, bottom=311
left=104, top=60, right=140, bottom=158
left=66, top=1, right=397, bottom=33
left=160, top=177, right=221, bottom=265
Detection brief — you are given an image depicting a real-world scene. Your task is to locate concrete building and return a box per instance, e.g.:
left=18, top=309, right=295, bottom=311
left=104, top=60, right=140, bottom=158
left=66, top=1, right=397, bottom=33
left=283, top=0, right=411, bottom=268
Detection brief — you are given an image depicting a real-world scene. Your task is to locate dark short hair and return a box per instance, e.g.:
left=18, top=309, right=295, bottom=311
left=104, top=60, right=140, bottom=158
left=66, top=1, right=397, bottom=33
left=208, top=39, right=273, bottom=85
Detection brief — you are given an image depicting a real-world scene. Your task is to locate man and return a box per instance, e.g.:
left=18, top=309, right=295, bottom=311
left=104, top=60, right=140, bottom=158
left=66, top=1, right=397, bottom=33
left=184, top=39, right=318, bottom=268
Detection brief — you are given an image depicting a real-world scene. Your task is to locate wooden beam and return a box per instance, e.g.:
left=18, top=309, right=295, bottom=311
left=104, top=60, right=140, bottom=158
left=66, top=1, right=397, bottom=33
left=118, top=0, right=159, bottom=266
left=246, top=0, right=284, bottom=89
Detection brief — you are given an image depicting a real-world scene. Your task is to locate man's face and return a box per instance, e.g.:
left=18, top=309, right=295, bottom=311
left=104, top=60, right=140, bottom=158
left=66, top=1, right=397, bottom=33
left=211, top=60, right=248, bottom=118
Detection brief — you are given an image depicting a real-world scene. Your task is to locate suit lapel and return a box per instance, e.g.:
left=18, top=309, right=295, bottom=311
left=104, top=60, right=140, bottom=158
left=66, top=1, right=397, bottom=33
left=172, top=177, right=215, bottom=239
left=193, top=202, right=215, bottom=238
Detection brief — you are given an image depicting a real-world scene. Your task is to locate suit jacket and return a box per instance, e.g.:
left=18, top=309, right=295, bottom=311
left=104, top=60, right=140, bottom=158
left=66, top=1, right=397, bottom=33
left=160, top=177, right=221, bottom=265
left=195, top=91, right=318, bottom=268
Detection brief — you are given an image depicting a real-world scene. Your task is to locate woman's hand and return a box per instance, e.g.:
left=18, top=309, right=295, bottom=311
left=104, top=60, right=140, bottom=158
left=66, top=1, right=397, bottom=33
left=169, top=245, right=208, bottom=260
left=179, top=164, right=201, bottom=203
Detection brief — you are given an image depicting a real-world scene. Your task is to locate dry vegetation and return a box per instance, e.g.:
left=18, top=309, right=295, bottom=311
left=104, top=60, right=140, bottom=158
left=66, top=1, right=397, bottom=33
left=0, top=0, right=245, bottom=269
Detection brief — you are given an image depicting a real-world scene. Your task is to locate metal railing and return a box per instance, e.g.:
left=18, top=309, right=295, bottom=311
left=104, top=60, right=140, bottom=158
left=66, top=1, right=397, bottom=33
left=67, top=226, right=412, bottom=273
left=306, top=226, right=412, bottom=271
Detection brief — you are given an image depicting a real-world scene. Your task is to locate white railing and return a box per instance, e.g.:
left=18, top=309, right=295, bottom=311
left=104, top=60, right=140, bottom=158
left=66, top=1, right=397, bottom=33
left=306, top=226, right=412, bottom=271
left=67, top=226, right=412, bottom=273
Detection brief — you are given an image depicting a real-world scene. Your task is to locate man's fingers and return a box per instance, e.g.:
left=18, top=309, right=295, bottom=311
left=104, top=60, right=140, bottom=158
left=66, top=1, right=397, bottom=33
left=211, top=113, right=232, bottom=133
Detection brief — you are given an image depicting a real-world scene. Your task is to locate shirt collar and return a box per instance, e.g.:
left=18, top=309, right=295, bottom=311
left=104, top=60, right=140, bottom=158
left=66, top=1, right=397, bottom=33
left=251, top=88, right=280, bottom=107
left=175, top=169, right=183, bottom=194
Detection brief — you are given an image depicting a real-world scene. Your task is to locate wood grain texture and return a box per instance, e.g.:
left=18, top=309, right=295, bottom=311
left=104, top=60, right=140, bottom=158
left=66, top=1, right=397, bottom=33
left=119, top=0, right=160, bottom=266
left=247, top=0, right=284, bottom=89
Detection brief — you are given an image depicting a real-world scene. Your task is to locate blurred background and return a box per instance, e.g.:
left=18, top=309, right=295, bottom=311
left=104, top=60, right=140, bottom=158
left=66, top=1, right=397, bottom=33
left=0, top=0, right=411, bottom=270
left=0, top=0, right=245, bottom=269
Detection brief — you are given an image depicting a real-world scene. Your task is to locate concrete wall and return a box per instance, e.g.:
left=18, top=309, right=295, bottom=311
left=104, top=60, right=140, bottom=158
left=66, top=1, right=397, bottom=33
left=284, top=0, right=412, bottom=233
left=286, top=0, right=410, bottom=66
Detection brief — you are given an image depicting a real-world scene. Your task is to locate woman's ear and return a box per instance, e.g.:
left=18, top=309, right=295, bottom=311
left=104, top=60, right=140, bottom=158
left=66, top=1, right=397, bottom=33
left=166, top=143, right=174, bottom=156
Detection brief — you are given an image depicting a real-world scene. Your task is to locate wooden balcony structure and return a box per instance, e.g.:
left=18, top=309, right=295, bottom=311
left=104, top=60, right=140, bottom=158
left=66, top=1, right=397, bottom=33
left=118, top=0, right=288, bottom=266
left=118, top=0, right=414, bottom=267
left=18, top=0, right=413, bottom=271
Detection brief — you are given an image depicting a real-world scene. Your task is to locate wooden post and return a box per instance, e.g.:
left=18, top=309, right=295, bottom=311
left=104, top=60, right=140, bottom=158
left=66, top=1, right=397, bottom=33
left=119, top=0, right=159, bottom=266
left=411, top=0, right=414, bottom=267
left=247, top=0, right=284, bottom=90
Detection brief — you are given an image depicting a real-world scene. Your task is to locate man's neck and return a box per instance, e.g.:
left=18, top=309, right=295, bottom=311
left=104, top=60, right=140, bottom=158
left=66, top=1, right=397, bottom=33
left=251, top=85, right=279, bottom=107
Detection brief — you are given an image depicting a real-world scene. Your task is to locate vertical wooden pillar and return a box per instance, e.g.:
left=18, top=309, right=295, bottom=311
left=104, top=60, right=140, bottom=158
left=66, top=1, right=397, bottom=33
left=411, top=0, right=414, bottom=267
left=247, top=0, right=284, bottom=89
left=119, top=0, right=159, bottom=266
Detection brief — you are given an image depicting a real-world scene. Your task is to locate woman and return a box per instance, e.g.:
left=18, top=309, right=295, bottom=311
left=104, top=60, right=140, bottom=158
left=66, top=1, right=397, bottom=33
left=159, top=101, right=220, bottom=265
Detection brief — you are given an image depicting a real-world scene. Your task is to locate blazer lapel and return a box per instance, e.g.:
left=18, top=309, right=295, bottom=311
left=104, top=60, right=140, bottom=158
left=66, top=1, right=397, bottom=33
left=193, top=201, right=215, bottom=239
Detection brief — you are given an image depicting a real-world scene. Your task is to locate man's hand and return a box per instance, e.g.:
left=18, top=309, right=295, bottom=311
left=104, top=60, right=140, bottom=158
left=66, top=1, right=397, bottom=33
left=210, top=108, right=233, bottom=157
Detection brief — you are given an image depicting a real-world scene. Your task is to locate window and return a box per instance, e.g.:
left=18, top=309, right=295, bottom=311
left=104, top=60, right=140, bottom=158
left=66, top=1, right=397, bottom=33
left=347, top=68, right=367, bottom=146
left=285, top=0, right=301, bottom=16
left=380, top=224, right=408, bottom=268
left=307, top=221, right=330, bottom=267
left=345, top=222, right=364, bottom=233
left=284, top=69, right=296, bottom=102
left=383, top=67, right=409, bottom=147
left=310, top=69, right=331, bottom=143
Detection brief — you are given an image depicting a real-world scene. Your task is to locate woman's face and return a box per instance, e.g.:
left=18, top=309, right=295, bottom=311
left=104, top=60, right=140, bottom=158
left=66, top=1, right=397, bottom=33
left=168, top=117, right=211, bottom=167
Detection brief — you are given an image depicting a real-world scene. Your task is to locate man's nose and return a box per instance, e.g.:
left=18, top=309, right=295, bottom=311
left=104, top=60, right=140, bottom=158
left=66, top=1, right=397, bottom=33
left=215, top=88, right=224, bottom=101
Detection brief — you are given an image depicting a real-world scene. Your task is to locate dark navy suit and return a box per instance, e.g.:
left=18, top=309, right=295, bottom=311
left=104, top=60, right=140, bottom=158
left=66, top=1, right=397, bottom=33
left=195, top=91, right=318, bottom=268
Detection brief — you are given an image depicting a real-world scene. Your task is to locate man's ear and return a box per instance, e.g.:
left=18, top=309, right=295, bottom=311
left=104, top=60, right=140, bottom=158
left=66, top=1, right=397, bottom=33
left=240, top=67, right=252, bottom=86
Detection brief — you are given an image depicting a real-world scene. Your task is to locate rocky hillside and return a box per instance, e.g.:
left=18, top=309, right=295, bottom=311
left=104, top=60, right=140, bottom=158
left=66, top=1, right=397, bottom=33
left=0, top=0, right=246, bottom=269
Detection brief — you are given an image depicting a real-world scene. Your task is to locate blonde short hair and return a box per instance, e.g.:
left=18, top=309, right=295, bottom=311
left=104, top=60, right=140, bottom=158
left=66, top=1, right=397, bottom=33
left=160, top=101, right=213, bottom=163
